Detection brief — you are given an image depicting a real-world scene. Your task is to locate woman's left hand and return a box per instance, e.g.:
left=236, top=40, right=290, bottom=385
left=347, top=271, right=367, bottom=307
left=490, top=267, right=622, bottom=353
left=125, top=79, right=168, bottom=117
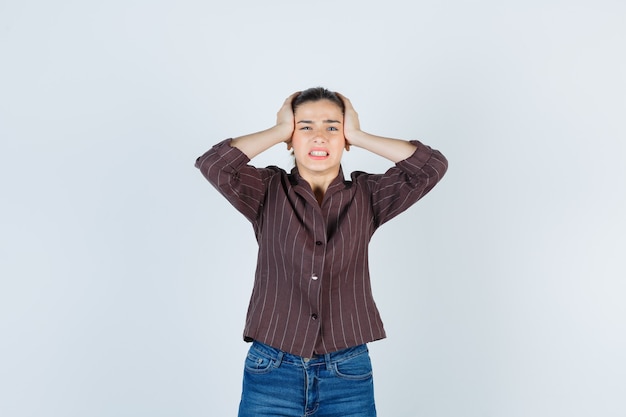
left=336, top=93, right=418, bottom=162
left=338, top=93, right=361, bottom=150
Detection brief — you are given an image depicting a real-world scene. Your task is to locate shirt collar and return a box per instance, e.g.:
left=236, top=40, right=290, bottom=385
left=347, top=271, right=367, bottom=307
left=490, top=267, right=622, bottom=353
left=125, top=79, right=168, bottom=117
left=289, top=165, right=347, bottom=190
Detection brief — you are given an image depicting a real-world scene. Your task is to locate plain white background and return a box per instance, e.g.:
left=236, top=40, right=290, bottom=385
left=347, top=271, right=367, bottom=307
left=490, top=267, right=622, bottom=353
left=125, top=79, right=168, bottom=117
left=1, top=0, right=625, bottom=416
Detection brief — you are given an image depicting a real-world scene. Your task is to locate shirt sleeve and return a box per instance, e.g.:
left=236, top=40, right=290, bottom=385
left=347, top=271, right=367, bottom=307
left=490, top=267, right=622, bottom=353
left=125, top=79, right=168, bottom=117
left=361, top=139, right=448, bottom=228
left=195, top=138, right=276, bottom=225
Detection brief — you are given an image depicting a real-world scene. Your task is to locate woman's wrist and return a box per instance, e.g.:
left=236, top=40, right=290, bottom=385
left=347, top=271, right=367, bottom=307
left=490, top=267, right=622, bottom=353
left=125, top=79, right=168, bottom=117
left=346, top=132, right=418, bottom=163
left=344, top=130, right=367, bottom=148
left=271, top=123, right=294, bottom=144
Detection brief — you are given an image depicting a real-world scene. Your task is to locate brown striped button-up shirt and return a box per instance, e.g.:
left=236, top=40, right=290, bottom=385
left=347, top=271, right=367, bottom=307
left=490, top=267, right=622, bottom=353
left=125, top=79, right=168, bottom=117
left=195, top=138, right=447, bottom=357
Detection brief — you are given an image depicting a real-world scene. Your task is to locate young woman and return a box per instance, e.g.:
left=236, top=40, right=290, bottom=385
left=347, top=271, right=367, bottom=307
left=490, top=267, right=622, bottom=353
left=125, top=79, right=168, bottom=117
left=195, top=88, right=448, bottom=417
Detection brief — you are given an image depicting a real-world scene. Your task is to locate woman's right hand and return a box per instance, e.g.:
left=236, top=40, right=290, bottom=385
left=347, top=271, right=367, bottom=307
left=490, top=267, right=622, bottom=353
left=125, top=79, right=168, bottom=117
left=229, top=92, right=299, bottom=159
left=276, top=92, right=299, bottom=143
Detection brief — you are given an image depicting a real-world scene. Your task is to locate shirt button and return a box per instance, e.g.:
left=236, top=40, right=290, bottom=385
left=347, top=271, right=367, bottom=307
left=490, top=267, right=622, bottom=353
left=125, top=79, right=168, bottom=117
left=311, top=274, right=318, bottom=281
left=315, top=241, right=323, bottom=246
left=311, top=313, right=318, bottom=320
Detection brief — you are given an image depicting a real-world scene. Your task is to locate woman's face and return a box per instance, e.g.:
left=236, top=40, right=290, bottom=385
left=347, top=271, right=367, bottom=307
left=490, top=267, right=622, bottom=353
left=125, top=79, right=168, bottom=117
left=289, top=99, right=346, bottom=180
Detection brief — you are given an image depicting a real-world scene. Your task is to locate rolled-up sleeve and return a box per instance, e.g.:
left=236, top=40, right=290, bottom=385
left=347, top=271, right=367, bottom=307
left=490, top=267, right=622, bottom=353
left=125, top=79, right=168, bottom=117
left=366, top=140, right=448, bottom=227
left=195, top=139, right=269, bottom=224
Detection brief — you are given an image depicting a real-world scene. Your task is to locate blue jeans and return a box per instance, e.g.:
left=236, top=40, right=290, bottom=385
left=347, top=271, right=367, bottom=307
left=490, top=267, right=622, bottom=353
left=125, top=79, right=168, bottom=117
left=238, top=341, right=377, bottom=417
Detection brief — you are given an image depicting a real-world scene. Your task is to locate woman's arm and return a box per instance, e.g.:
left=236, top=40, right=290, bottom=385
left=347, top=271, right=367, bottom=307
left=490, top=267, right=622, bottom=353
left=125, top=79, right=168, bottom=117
left=229, top=92, right=298, bottom=160
left=339, top=94, right=418, bottom=163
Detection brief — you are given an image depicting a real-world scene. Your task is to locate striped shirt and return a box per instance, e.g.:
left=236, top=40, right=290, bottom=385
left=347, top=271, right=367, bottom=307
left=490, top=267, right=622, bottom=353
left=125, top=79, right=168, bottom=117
left=195, top=138, right=448, bottom=357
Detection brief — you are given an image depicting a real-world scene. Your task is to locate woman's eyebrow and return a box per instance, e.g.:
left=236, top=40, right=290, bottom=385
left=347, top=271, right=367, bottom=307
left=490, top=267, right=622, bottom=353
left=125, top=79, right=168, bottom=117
left=296, top=119, right=341, bottom=124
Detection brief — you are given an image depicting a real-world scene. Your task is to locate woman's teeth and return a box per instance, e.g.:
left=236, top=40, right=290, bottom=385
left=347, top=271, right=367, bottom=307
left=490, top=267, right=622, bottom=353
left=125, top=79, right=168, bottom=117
left=310, top=151, right=328, bottom=156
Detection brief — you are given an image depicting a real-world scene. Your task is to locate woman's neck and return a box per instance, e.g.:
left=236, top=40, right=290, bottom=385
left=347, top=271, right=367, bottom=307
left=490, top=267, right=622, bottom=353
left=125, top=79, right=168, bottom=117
left=299, top=169, right=339, bottom=206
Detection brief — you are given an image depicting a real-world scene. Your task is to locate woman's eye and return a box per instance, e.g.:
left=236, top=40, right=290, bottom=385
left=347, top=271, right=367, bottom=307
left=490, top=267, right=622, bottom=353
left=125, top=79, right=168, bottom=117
left=300, top=126, right=311, bottom=130
left=328, top=127, right=338, bottom=131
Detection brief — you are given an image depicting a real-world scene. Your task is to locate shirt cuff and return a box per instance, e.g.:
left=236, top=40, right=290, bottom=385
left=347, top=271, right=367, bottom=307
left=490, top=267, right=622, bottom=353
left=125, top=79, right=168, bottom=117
left=195, top=138, right=250, bottom=170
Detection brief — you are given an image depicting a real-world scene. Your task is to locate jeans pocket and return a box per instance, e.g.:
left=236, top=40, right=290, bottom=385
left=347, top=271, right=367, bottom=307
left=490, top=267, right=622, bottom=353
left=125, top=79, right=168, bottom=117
left=244, top=349, right=275, bottom=375
left=333, top=351, right=373, bottom=380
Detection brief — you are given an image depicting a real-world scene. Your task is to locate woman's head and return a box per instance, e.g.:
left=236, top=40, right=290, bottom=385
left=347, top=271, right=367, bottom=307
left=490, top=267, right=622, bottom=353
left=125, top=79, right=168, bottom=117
left=292, top=87, right=345, bottom=115
left=288, top=87, right=347, bottom=183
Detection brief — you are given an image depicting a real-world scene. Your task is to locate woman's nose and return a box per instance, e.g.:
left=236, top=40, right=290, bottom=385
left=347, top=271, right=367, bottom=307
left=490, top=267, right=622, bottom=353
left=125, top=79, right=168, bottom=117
left=313, top=131, right=328, bottom=142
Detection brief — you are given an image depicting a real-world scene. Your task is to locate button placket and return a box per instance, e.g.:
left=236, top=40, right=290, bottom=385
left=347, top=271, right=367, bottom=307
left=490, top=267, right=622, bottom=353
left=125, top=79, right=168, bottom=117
left=312, top=238, right=323, bottom=281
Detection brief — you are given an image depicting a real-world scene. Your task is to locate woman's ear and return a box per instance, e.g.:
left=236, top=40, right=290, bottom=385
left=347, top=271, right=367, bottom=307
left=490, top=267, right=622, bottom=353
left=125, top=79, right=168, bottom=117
left=286, top=140, right=293, bottom=151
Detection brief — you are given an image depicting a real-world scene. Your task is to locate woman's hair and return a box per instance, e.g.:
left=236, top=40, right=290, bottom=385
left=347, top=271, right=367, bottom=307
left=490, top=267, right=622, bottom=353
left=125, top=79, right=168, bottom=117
left=292, top=87, right=345, bottom=114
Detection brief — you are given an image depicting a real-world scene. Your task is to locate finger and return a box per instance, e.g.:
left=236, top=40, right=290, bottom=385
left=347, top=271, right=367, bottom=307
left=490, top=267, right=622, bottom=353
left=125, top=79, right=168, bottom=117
left=336, top=92, right=350, bottom=102
left=336, top=92, right=354, bottom=111
left=286, top=91, right=301, bottom=104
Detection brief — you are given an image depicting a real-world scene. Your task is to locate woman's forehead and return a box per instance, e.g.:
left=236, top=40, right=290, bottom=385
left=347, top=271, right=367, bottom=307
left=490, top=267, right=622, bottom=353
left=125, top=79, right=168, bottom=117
left=295, top=100, right=343, bottom=118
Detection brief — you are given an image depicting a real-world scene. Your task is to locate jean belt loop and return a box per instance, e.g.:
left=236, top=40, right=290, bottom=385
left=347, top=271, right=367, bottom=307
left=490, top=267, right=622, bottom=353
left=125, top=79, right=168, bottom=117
left=324, top=352, right=333, bottom=371
left=274, top=350, right=285, bottom=368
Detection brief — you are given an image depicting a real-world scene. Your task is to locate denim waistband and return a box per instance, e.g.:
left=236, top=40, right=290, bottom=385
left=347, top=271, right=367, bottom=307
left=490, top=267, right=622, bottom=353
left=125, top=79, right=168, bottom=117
left=250, top=340, right=369, bottom=367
